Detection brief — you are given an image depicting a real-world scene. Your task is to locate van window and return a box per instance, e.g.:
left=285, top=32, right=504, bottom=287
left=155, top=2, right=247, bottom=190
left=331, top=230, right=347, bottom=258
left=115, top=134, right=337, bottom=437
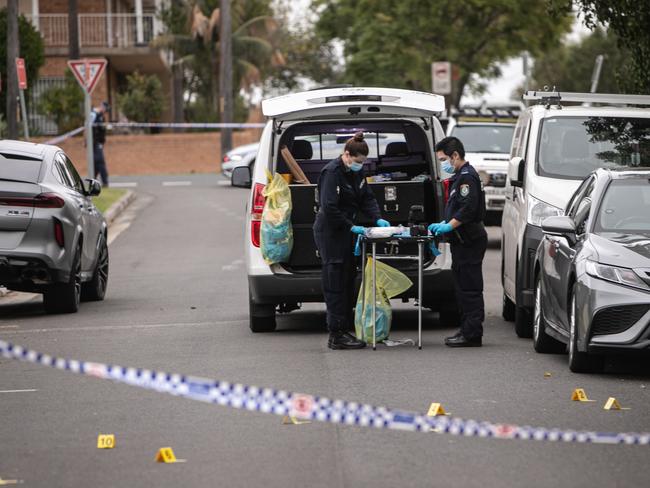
left=537, top=116, right=650, bottom=179
left=294, top=132, right=407, bottom=160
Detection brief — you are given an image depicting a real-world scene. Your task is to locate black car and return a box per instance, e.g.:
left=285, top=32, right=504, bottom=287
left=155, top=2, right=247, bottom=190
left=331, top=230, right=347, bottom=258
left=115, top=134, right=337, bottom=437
left=533, top=168, right=650, bottom=373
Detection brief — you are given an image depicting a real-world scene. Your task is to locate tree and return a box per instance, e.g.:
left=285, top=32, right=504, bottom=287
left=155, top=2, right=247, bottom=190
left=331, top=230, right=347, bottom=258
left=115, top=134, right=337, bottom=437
left=313, top=0, right=573, bottom=106
left=570, top=1, right=650, bottom=93
left=39, top=70, right=85, bottom=133
left=529, top=28, right=632, bottom=94
left=0, top=8, right=45, bottom=133
left=117, top=71, right=165, bottom=124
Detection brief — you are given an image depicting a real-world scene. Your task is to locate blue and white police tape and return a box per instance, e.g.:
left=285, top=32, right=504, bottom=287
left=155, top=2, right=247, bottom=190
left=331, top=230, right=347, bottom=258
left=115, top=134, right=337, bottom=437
left=44, top=126, right=85, bottom=145
left=1, top=339, right=648, bottom=446
left=99, top=122, right=265, bottom=129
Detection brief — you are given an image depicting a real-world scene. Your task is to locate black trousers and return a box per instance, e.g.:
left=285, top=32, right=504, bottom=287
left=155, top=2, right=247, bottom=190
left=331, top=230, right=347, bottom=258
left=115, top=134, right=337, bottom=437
left=450, top=234, right=487, bottom=339
left=315, top=232, right=356, bottom=334
left=93, top=144, right=109, bottom=187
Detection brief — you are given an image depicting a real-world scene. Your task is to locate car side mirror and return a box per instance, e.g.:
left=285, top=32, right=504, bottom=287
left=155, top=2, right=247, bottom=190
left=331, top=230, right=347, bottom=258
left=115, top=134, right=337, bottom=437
left=542, top=215, right=576, bottom=245
left=84, top=178, right=102, bottom=197
left=508, top=157, right=525, bottom=188
left=231, top=166, right=252, bottom=188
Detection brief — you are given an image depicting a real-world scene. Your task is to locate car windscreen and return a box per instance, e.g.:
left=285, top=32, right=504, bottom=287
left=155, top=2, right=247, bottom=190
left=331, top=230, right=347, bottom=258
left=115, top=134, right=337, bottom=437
left=594, top=178, right=650, bottom=234
left=0, top=153, right=43, bottom=183
left=537, top=116, right=650, bottom=180
left=449, top=125, right=514, bottom=153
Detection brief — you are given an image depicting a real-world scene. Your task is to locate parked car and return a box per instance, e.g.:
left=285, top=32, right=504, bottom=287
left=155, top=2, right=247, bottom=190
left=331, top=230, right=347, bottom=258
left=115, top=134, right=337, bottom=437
left=221, top=142, right=259, bottom=180
left=533, top=169, right=650, bottom=372
left=447, top=109, right=517, bottom=225
left=0, top=140, right=108, bottom=313
left=501, top=91, right=650, bottom=338
left=232, top=86, right=454, bottom=332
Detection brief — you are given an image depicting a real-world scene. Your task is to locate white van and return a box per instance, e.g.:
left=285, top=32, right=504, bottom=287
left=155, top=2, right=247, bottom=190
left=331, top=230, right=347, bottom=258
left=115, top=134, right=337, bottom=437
left=232, top=87, right=455, bottom=332
left=501, top=91, right=650, bottom=337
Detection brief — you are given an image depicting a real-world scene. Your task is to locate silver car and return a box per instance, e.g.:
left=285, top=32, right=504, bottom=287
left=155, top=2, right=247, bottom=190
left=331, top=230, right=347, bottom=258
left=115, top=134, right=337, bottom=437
left=533, top=169, right=650, bottom=372
left=0, top=140, right=108, bottom=313
left=221, top=142, right=258, bottom=179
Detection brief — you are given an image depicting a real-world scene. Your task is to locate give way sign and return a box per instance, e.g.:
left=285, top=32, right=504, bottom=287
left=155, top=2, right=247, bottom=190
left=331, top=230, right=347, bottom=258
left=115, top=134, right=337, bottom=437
left=67, top=58, right=107, bottom=94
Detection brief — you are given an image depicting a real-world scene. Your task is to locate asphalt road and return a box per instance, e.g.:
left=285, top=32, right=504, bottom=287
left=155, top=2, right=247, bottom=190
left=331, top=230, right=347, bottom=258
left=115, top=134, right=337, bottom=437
left=1, top=174, right=649, bottom=488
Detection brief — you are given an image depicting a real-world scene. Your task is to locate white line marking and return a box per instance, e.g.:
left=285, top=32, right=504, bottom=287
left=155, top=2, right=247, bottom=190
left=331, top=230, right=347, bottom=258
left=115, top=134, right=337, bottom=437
left=0, top=389, right=38, bottom=393
left=217, top=180, right=231, bottom=187
left=0, top=325, right=19, bottom=329
left=111, top=182, right=138, bottom=188
left=162, top=181, right=192, bottom=187
left=0, top=320, right=247, bottom=335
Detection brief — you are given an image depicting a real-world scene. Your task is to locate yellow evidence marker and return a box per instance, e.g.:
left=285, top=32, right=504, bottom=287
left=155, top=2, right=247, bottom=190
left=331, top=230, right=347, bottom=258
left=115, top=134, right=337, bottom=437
left=0, top=478, right=20, bottom=486
left=282, top=415, right=311, bottom=425
left=155, top=447, right=178, bottom=463
left=603, top=397, right=630, bottom=411
left=427, top=403, right=450, bottom=417
left=571, top=388, right=595, bottom=402
left=97, top=434, right=115, bottom=449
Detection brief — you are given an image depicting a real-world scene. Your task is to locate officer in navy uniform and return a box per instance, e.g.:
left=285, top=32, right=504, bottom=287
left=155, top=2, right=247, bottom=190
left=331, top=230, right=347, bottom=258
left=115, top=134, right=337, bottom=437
left=313, top=132, right=390, bottom=350
left=429, top=136, right=487, bottom=347
left=90, top=101, right=110, bottom=187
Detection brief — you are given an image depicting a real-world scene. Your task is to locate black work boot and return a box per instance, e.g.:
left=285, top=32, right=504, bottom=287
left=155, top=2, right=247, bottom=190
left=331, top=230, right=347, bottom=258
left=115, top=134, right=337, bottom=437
left=328, top=331, right=366, bottom=350
left=444, top=334, right=482, bottom=347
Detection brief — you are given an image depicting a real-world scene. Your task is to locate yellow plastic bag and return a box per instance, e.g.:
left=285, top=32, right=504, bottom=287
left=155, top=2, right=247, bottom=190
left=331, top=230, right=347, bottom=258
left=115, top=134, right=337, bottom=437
left=354, top=258, right=413, bottom=342
left=260, top=171, right=293, bottom=264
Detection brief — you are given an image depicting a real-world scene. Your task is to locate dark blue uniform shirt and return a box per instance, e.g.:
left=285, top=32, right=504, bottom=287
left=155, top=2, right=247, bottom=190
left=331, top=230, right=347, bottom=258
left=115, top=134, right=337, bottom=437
left=444, top=161, right=486, bottom=242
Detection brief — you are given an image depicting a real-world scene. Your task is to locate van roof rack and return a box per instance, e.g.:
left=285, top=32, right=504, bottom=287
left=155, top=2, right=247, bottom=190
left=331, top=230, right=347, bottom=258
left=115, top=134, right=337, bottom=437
left=523, top=91, right=650, bottom=107
left=451, top=107, right=519, bottom=122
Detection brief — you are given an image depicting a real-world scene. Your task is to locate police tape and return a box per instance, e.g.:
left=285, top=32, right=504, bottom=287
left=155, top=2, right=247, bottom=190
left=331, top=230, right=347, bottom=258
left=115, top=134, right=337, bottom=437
left=44, top=126, right=85, bottom=145
left=1, top=339, right=648, bottom=446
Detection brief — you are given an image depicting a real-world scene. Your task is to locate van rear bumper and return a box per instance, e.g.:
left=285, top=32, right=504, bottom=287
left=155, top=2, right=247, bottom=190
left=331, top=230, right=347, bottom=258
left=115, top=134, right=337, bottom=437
left=249, top=268, right=455, bottom=305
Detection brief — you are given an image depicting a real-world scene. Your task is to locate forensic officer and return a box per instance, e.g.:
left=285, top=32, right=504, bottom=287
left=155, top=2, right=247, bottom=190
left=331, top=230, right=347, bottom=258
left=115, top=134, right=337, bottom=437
left=314, top=132, right=390, bottom=350
left=90, top=101, right=110, bottom=187
left=429, top=136, right=487, bottom=347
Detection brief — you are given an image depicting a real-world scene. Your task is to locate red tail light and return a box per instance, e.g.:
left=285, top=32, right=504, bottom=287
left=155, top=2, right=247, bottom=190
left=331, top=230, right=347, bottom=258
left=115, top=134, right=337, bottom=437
left=0, top=193, right=65, bottom=208
left=53, top=218, right=65, bottom=247
left=251, top=183, right=266, bottom=247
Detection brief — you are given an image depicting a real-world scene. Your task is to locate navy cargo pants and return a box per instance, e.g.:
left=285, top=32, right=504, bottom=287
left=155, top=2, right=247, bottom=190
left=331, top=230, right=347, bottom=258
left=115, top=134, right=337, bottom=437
left=450, top=234, right=487, bottom=339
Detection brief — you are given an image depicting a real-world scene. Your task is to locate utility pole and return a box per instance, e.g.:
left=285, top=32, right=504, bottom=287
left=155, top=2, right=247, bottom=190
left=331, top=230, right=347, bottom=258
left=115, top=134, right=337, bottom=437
left=6, top=0, right=19, bottom=139
left=590, top=54, right=605, bottom=93
left=68, top=0, right=80, bottom=59
left=219, top=0, right=233, bottom=159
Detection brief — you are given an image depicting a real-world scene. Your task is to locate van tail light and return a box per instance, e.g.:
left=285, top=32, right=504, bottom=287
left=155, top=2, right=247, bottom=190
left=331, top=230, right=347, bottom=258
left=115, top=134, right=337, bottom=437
left=251, top=183, right=266, bottom=247
left=0, top=193, right=65, bottom=208
left=53, top=217, right=65, bottom=247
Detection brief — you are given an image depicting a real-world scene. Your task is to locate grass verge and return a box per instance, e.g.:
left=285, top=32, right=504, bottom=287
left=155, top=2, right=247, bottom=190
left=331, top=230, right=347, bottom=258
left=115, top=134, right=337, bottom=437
left=93, top=188, right=127, bottom=214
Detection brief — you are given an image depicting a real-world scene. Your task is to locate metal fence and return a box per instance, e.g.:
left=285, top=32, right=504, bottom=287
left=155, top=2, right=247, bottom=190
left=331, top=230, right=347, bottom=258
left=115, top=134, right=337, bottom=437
left=28, top=77, right=67, bottom=136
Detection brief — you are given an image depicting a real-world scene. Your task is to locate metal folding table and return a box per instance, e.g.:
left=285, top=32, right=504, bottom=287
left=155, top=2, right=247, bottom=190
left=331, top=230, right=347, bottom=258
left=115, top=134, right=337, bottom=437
left=359, top=234, right=436, bottom=350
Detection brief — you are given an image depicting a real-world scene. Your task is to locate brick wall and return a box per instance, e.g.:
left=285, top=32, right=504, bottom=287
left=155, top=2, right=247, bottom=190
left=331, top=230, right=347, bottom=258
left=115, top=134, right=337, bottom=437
left=34, top=130, right=263, bottom=176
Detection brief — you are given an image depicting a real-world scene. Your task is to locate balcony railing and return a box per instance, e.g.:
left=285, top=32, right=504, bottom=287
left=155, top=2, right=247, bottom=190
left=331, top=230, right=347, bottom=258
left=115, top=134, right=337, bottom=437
left=27, top=13, right=158, bottom=49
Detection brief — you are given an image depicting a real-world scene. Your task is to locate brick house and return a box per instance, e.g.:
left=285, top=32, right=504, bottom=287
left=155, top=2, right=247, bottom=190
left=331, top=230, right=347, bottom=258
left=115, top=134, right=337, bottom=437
left=2, top=0, right=172, bottom=134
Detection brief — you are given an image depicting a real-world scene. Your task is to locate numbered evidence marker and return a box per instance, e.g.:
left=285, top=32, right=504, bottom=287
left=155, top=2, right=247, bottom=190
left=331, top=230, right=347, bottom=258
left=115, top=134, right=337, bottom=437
left=97, top=434, right=115, bottom=449
left=427, top=403, right=450, bottom=417
left=282, top=415, right=311, bottom=425
left=155, top=447, right=185, bottom=463
left=0, top=477, right=21, bottom=486
left=571, top=388, right=595, bottom=402
left=603, top=397, right=630, bottom=411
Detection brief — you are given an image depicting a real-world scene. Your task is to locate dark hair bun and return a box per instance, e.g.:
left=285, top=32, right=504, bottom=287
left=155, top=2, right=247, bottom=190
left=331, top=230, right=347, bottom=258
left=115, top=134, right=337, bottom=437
left=353, top=131, right=364, bottom=142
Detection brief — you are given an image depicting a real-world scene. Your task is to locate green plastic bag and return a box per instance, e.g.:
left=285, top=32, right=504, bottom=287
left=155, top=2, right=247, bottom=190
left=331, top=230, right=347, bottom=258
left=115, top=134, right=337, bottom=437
left=260, top=171, right=293, bottom=264
left=354, top=258, right=413, bottom=342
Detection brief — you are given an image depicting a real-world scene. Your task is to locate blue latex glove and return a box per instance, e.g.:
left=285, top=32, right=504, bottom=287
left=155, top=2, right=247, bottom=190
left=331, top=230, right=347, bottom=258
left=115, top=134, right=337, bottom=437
left=427, top=220, right=446, bottom=235
left=354, top=235, right=362, bottom=256
left=434, top=222, right=454, bottom=236
left=429, top=243, right=442, bottom=257
left=376, top=218, right=390, bottom=227
left=351, top=225, right=366, bottom=235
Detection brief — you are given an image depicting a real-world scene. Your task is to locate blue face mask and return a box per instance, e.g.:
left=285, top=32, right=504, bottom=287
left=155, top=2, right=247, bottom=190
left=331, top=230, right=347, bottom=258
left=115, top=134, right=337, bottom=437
left=441, top=159, right=455, bottom=174
left=350, top=161, right=364, bottom=172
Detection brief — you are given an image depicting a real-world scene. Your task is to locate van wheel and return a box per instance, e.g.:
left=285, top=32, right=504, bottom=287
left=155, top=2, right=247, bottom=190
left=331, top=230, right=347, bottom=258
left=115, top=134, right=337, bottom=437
left=502, top=293, right=515, bottom=321
left=249, top=291, right=276, bottom=333
left=514, top=306, right=533, bottom=338
left=44, top=247, right=81, bottom=314
left=533, top=276, right=564, bottom=353
left=568, top=289, right=604, bottom=373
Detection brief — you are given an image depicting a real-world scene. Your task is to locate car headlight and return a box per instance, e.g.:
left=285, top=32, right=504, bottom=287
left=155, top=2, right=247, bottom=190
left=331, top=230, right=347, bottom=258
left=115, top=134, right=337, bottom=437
left=585, top=260, right=650, bottom=291
left=229, top=155, right=243, bottom=162
left=527, top=195, right=563, bottom=226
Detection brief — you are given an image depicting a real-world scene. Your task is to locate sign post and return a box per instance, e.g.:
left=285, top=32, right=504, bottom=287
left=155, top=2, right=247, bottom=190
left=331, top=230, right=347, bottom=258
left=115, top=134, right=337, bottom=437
left=15, top=58, right=29, bottom=140
left=431, top=61, right=452, bottom=96
left=67, top=58, right=107, bottom=178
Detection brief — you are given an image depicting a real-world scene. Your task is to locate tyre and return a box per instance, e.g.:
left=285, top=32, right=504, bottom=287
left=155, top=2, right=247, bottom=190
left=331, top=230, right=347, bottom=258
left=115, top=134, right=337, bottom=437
left=502, top=292, right=515, bottom=321
left=44, top=246, right=81, bottom=314
left=568, top=288, right=604, bottom=373
left=533, top=276, right=564, bottom=353
left=249, top=290, right=276, bottom=333
left=81, top=235, right=109, bottom=302
left=514, top=304, right=533, bottom=338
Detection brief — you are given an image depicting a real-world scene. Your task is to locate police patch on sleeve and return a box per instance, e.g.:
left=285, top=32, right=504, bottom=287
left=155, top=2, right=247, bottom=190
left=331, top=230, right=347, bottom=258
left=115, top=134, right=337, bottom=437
left=460, top=184, right=470, bottom=197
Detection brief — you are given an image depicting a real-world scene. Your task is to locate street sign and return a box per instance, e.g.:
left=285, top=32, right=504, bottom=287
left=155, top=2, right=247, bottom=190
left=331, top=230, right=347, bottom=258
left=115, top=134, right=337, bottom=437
left=432, top=61, right=452, bottom=95
left=67, top=58, right=107, bottom=94
left=15, top=58, right=27, bottom=90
